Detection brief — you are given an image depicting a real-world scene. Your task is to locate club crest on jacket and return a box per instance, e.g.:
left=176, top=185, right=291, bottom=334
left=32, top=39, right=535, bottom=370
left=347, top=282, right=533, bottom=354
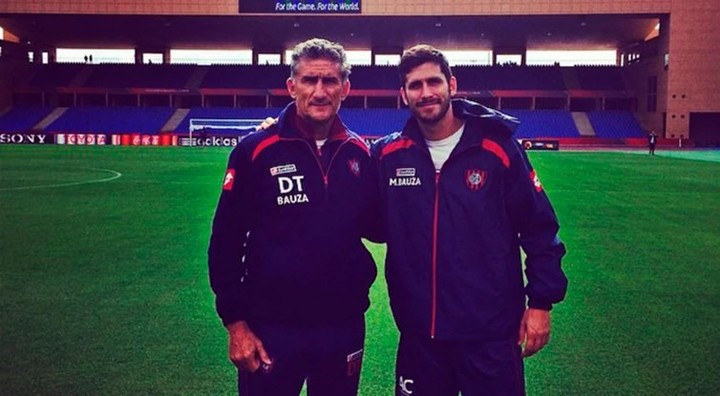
left=347, top=159, right=361, bottom=177
left=465, top=169, right=487, bottom=191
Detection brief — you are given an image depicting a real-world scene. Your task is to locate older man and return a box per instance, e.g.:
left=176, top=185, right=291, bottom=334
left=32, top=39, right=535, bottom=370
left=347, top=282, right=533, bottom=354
left=208, top=38, right=377, bottom=396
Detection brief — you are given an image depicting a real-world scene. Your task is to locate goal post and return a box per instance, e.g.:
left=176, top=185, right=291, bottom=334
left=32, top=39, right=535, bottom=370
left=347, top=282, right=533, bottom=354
left=189, top=118, right=266, bottom=133
left=184, top=118, right=265, bottom=147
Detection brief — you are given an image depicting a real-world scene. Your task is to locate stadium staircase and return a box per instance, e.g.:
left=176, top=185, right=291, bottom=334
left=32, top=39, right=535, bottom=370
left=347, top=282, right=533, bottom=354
left=561, top=68, right=581, bottom=90
left=33, top=107, right=68, bottom=131
left=69, top=66, right=94, bottom=87
left=185, top=67, right=208, bottom=90
left=571, top=112, right=597, bottom=136
left=163, top=108, right=191, bottom=132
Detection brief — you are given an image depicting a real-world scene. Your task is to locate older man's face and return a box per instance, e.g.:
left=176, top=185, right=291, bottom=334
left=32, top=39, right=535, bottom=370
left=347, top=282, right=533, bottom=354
left=287, top=58, right=350, bottom=125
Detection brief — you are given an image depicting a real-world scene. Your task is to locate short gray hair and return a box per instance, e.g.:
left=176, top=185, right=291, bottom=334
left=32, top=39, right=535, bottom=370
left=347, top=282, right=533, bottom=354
left=289, top=38, right=351, bottom=81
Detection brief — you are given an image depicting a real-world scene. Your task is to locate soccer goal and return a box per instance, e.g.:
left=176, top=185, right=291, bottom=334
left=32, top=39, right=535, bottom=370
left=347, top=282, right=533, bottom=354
left=184, top=118, right=264, bottom=147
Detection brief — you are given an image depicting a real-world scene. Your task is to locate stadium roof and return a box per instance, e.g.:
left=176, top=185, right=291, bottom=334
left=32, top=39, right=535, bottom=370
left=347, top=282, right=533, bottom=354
left=0, top=13, right=660, bottom=51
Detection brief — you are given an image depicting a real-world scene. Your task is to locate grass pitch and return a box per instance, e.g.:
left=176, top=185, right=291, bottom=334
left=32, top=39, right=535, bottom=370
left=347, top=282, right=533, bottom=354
left=1, top=145, right=719, bottom=395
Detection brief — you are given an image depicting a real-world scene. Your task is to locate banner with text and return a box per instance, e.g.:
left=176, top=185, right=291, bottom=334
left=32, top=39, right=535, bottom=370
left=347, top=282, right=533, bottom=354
left=240, top=0, right=360, bottom=13
left=521, top=139, right=560, bottom=151
left=180, top=134, right=245, bottom=147
left=55, top=133, right=108, bottom=145
left=0, top=133, right=52, bottom=145
left=111, top=134, right=177, bottom=146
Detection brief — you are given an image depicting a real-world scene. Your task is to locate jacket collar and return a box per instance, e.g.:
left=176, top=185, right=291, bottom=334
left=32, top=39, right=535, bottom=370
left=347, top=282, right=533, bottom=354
left=275, top=102, right=349, bottom=142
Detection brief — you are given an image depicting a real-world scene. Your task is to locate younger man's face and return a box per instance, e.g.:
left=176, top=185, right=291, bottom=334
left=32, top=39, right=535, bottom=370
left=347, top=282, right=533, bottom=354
left=401, top=62, right=457, bottom=125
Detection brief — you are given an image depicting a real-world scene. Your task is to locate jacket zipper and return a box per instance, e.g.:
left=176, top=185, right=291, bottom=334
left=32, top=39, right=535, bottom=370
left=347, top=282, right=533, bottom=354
left=282, top=137, right=350, bottom=199
left=431, top=170, right=441, bottom=339
left=427, top=145, right=468, bottom=338
left=419, top=131, right=487, bottom=339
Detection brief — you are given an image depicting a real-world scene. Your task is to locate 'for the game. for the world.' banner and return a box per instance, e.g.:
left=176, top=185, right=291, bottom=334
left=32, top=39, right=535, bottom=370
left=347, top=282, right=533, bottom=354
left=240, top=0, right=360, bottom=13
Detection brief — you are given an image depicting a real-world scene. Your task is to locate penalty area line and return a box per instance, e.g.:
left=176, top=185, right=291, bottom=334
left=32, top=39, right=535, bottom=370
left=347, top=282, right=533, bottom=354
left=0, top=167, right=123, bottom=192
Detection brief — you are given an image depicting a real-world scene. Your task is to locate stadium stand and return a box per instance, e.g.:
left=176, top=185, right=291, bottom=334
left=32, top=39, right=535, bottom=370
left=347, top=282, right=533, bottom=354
left=26, top=64, right=87, bottom=88
left=0, top=105, right=651, bottom=140
left=454, top=65, right=566, bottom=91
left=0, top=106, right=55, bottom=132
left=84, top=64, right=197, bottom=89
left=338, top=108, right=410, bottom=136
left=0, top=64, right=648, bottom=140
left=349, top=65, right=399, bottom=90
left=587, top=110, right=646, bottom=138
left=15, top=64, right=631, bottom=92
left=201, top=65, right=288, bottom=89
left=504, top=109, right=581, bottom=138
left=575, top=66, right=627, bottom=91
left=44, top=106, right=176, bottom=133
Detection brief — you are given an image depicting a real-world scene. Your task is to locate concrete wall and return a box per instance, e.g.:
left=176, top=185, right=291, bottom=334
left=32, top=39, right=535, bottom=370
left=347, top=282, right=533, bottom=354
left=664, top=1, right=720, bottom=140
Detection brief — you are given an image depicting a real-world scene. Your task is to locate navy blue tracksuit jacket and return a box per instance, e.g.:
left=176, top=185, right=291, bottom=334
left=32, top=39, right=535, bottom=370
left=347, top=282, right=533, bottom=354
left=372, top=99, right=568, bottom=341
left=208, top=103, right=377, bottom=327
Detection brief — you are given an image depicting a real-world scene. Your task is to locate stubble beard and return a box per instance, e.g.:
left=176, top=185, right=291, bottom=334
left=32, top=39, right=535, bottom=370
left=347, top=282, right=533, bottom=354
left=413, top=97, right=451, bottom=125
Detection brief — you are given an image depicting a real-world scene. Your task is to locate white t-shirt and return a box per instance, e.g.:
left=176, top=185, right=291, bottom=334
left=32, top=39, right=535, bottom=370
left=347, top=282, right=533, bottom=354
left=315, top=138, right=328, bottom=149
left=425, top=123, right=465, bottom=171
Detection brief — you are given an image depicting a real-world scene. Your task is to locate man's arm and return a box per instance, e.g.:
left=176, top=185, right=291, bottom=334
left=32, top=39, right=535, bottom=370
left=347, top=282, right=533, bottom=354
left=208, top=145, right=273, bottom=371
left=504, top=139, right=568, bottom=357
left=208, top=145, right=253, bottom=326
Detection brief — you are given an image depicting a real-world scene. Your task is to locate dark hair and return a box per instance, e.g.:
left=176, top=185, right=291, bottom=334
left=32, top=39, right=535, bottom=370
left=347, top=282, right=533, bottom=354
left=398, top=44, right=452, bottom=86
left=290, top=38, right=351, bottom=81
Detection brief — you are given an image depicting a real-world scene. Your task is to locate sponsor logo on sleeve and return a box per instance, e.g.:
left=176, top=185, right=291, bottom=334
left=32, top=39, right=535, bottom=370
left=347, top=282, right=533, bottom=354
left=530, top=170, right=543, bottom=192
left=222, top=169, right=236, bottom=191
left=465, top=169, right=487, bottom=191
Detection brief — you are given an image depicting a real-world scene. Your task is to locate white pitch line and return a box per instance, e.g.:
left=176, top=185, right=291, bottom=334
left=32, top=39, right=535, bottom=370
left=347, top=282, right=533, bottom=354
left=0, top=167, right=123, bottom=192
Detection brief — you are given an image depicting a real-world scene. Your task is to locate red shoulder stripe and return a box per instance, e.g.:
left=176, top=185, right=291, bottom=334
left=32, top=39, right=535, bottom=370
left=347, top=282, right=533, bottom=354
left=381, top=138, right=415, bottom=158
left=481, top=139, right=510, bottom=168
left=252, top=134, right=281, bottom=162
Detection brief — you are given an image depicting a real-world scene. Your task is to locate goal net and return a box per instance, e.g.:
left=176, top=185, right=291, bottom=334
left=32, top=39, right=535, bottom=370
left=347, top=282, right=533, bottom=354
left=184, top=118, right=264, bottom=146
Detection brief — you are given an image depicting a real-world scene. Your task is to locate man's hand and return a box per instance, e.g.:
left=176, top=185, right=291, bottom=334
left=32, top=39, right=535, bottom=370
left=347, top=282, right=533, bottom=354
left=256, top=117, right=278, bottom=131
left=517, top=308, right=551, bottom=358
left=227, top=321, right=272, bottom=372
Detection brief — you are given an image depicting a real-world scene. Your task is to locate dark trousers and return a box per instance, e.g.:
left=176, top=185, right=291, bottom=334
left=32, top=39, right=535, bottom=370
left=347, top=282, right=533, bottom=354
left=395, top=333, right=525, bottom=396
left=238, top=317, right=365, bottom=396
